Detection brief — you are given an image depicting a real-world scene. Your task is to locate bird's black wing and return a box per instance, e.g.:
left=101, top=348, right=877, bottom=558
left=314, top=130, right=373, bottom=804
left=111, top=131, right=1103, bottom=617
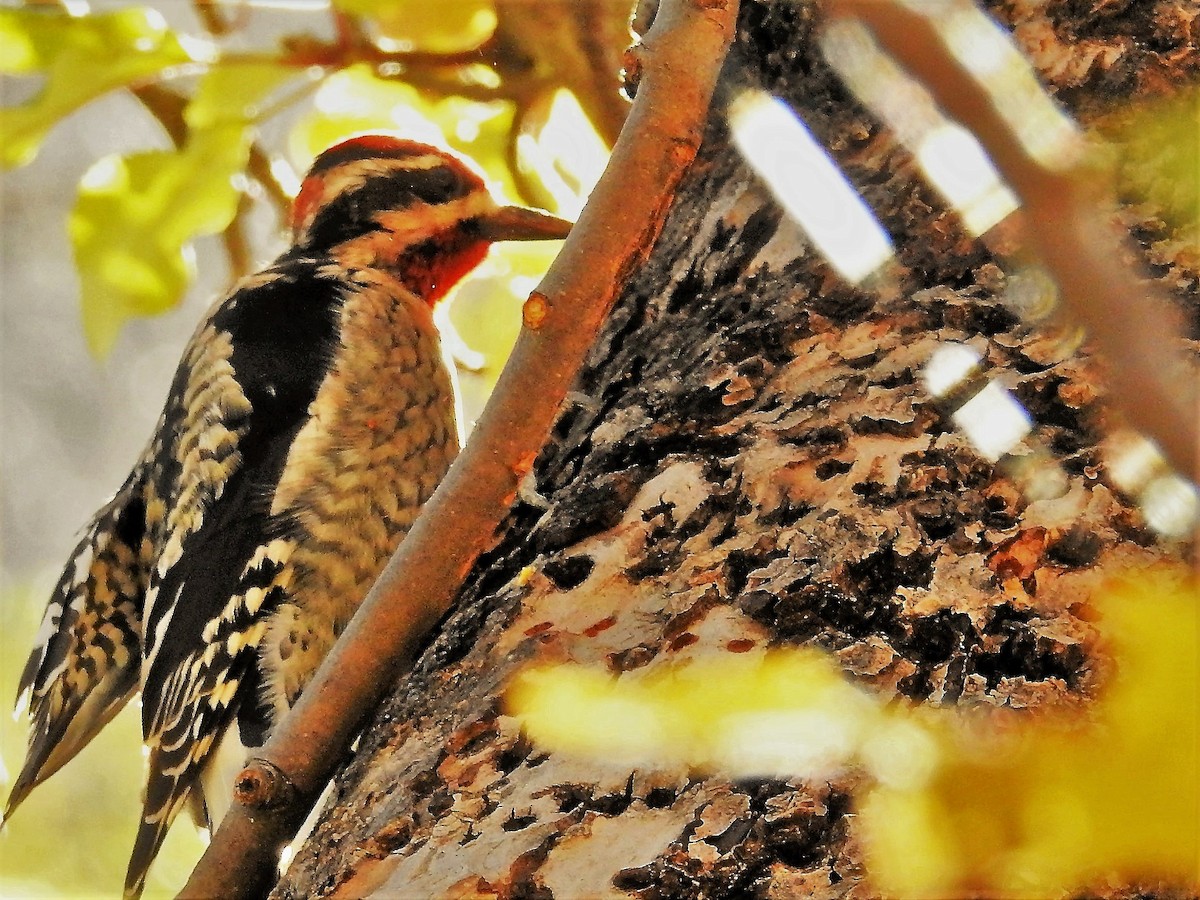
left=125, top=256, right=344, bottom=898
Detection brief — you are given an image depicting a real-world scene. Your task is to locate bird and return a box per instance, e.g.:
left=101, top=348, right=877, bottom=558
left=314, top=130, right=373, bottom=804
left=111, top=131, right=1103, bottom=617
left=4, top=134, right=572, bottom=898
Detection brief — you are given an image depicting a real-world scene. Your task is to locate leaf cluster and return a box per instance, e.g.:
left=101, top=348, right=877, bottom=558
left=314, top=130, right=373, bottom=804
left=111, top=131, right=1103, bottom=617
left=0, top=1, right=626, bottom=357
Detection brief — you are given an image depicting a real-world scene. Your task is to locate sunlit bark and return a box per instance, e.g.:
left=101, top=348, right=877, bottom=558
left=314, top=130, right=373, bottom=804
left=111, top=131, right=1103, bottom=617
left=275, top=2, right=1196, bottom=897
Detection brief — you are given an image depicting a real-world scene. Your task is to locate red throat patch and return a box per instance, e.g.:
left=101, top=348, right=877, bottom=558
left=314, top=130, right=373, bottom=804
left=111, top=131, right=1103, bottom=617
left=409, top=234, right=490, bottom=306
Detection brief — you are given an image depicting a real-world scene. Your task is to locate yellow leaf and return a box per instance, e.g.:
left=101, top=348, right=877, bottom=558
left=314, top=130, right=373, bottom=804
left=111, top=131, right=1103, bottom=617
left=71, top=151, right=199, bottom=357
left=507, top=649, right=891, bottom=777
left=186, top=61, right=297, bottom=132
left=333, top=0, right=496, bottom=53
left=290, top=64, right=444, bottom=166
left=71, top=61, right=294, bottom=357
left=506, top=566, right=1198, bottom=895
left=0, top=7, right=191, bottom=168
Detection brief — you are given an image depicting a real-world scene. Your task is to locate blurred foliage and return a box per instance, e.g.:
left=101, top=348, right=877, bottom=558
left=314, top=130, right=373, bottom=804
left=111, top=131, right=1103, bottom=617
left=865, top=565, right=1198, bottom=897
left=72, top=61, right=294, bottom=356
left=333, top=0, right=498, bottom=53
left=0, top=1, right=621, bottom=360
left=0, top=7, right=189, bottom=168
left=508, top=564, right=1199, bottom=897
left=509, top=643, right=913, bottom=779
left=1098, top=85, right=1200, bottom=234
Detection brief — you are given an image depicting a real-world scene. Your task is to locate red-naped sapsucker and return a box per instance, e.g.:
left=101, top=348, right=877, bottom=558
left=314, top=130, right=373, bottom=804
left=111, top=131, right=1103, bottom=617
left=4, top=135, right=571, bottom=898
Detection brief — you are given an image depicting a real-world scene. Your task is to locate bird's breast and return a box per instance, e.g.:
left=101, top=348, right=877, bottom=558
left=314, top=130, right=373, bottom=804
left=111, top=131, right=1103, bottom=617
left=260, top=269, right=460, bottom=717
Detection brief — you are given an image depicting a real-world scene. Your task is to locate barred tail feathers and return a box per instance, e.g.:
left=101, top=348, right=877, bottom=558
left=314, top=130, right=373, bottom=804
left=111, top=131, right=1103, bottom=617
left=124, top=747, right=195, bottom=900
left=5, top=481, right=148, bottom=824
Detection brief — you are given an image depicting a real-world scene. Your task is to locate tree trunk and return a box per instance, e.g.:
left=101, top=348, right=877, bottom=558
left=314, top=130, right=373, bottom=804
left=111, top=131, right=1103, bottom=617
left=274, top=1, right=1196, bottom=897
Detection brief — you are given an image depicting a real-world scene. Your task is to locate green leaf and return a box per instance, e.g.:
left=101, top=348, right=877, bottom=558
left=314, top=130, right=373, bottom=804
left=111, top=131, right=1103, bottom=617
left=1099, top=86, right=1200, bottom=231
left=0, top=7, right=192, bottom=168
left=71, top=61, right=295, bottom=357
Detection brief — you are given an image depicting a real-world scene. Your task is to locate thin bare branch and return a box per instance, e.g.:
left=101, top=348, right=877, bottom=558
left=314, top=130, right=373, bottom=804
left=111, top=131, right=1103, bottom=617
left=506, top=96, right=552, bottom=209
left=394, top=67, right=515, bottom=104
left=193, top=0, right=241, bottom=37
left=221, top=190, right=254, bottom=282
left=177, top=0, right=739, bottom=896
left=246, top=143, right=292, bottom=217
left=492, top=0, right=632, bottom=148
left=130, top=84, right=188, bottom=149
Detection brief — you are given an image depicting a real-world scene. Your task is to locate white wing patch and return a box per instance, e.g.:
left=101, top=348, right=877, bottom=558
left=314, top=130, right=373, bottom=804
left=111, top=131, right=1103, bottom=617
left=144, top=323, right=252, bottom=676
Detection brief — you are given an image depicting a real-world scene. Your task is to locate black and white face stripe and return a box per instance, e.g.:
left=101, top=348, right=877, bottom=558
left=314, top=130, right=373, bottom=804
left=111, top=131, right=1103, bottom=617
left=299, top=161, right=484, bottom=252
left=292, top=138, right=491, bottom=255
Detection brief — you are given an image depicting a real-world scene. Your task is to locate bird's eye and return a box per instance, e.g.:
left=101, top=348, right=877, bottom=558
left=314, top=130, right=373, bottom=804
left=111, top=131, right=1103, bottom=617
left=417, top=167, right=460, bottom=203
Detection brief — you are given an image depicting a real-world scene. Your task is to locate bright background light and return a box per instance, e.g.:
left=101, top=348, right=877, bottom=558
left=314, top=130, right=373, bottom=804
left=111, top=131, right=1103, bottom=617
left=728, top=89, right=894, bottom=285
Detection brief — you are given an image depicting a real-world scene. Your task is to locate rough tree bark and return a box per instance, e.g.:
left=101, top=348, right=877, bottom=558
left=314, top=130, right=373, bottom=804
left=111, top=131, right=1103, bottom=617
left=275, top=1, right=1197, bottom=897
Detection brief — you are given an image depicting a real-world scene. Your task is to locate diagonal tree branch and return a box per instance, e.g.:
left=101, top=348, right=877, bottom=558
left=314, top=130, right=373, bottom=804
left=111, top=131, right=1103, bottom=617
left=177, top=1, right=739, bottom=897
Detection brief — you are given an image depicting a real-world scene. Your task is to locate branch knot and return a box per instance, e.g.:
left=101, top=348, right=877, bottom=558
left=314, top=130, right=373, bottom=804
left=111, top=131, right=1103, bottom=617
left=233, top=758, right=298, bottom=811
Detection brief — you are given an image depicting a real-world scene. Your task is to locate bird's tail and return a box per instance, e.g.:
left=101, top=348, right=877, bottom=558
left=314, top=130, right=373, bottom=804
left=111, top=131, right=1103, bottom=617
left=5, top=480, right=147, bottom=825
left=124, top=754, right=194, bottom=900
left=4, top=667, right=136, bottom=827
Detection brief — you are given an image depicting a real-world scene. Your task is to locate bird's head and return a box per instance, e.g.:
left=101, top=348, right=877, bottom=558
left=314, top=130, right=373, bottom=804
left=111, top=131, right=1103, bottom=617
left=291, top=134, right=572, bottom=303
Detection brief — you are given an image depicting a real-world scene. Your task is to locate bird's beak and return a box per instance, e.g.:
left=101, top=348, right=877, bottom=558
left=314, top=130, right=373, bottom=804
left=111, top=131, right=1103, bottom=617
left=475, top=205, right=573, bottom=242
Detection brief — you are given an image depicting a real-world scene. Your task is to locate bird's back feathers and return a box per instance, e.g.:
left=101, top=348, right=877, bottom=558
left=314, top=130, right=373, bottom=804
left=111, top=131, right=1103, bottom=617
left=127, top=258, right=344, bottom=897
